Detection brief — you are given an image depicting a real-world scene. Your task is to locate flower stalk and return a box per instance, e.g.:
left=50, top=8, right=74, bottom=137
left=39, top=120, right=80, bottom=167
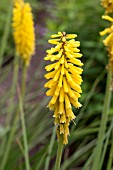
left=44, top=126, right=57, bottom=170
left=55, top=134, right=63, bottom=170
left=18, top=70, right=31, bottom=170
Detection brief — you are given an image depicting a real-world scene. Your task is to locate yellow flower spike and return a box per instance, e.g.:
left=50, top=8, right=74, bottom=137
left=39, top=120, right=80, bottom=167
left=101, top=0, right=113, bottom=13
left=44, top=32, right=83, bottom=144
left=100, top=14, right=113, bottom=71
left=12, top=0, right=35, bottom=66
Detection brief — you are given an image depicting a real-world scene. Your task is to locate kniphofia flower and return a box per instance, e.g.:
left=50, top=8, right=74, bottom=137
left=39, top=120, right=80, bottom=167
left=100, top=15, right=113, bottom=71
left=101, top=0, right=113, bottom=13
left=44, top=32, right=83, bottom=144
left=12, top=0, right=35, bottom=66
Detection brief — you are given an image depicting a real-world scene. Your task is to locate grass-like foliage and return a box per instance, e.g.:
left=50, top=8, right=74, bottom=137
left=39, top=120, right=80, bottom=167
left=0, top=0, right=113, bottom=170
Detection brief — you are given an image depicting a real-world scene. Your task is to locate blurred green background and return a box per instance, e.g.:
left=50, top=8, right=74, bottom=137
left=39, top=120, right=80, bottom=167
left=0, top=0, right=113, bottom=170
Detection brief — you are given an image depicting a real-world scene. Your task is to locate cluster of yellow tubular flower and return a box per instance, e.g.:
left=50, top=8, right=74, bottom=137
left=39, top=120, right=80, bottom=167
left=12, top=0, right=35, bottom=66
left=44, top=32, right=83, bottom=144
left=101, top=0, right=113, bottom=13
left=100, top=15, right=113, bottom=71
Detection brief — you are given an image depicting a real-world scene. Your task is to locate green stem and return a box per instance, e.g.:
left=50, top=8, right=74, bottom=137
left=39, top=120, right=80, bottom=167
left=55, top=134, right=63, bottom=170
left=18, top=64, right=31, bottom=170
left=21, top=63, right=27, bottom=100
left=44, top=126, right=57, bottom=170
left=0, top=3, right=12, bottom=68
left=18, top=89, right=31, bottom=170
left=92, top=70, right=112, bottom=170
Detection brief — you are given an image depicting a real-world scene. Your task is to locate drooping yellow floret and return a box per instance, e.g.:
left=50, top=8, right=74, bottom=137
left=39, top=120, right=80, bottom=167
left=44, top=32, right=83, bottom=144
left=100, top=15, right=113, bottom=46
left=100, top=15, right=113, bottom=71
left=101, top=0, right=113, bottom=13
left=12, top=0, right=35, bottom=66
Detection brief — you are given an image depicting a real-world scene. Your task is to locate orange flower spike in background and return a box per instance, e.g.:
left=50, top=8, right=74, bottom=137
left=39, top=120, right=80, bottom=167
left=44, top=32, right=83, bottom=144
left=12, top=0, right=35, bottom=66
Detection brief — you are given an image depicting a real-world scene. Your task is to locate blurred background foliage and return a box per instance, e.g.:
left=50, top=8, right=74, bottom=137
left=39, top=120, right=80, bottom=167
left=0, top=0, right=113, bottom=170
